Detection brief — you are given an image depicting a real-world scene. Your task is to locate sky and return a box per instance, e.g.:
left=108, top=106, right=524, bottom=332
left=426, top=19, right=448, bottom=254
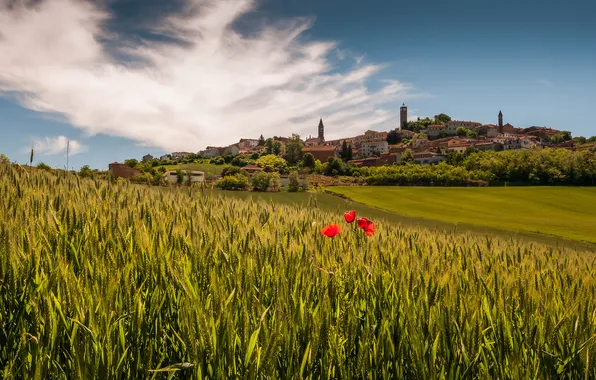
left=0, top=0, right=594, bottom=170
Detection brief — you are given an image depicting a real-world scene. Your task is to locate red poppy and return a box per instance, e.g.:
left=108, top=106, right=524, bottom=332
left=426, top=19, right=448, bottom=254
left=344, top=210, right=356, bottom=223
left=357, top=217, right=369, bottom=229
left=321, top=224, right=341, bottom=237
left=363, top=221, right=375, bottom=236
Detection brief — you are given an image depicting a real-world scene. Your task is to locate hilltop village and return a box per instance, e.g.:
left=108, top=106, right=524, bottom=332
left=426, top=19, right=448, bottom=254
left=105, top=105, right=596, bottom=189
left=132, top=105, right=575, bottom=168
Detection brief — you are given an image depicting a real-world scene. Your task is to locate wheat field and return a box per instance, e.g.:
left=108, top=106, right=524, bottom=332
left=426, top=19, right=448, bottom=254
left=1, top=163, right=595, bottom=379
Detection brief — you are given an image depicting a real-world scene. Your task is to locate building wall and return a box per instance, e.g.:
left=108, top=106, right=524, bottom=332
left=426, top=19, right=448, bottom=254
left=360, top=141, right=389, bottom=157
left=163, top=170, right=205, bottom=184
left=446, top=121, right=482, bottom=134
left=109, top=163, right=141, bottom=179
left=302, top=148, right=337, bottom=162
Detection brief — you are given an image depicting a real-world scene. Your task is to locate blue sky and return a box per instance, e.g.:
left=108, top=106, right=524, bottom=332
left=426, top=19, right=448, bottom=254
left=0, top=0, right=594, bottom=169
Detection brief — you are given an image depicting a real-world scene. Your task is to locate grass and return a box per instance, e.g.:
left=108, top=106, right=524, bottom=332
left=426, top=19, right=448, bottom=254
left=1, top=163, right=596, bottom=378
left=162, top=162, right=227, bottom=177
left=326, top=186, right=596, bottom=244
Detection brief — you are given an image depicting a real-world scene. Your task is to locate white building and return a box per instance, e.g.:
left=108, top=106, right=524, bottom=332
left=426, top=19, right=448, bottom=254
left=360, top=141, right=389, bottom=157
left=163, top=170, right=205, bottom=184
left=171, top=152, right=193, bottom=159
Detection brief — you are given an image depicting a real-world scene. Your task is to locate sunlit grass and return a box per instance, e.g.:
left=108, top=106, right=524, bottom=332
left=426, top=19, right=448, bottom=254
left=1, top=163, right=595, bottom=379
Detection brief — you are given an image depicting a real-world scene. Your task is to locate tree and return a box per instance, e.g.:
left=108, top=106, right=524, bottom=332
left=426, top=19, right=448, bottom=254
left=588, top=136, right=596, bottom=143
left=324, top=157, right=343, bottom=176
left=347, top=146, right=353, bottom=161
left=176, top=170, right=184, bottom=185
left=302, top=152, right=315, bottom=168
left=251, top=171, right=272, bottom=191
left=272, top=141, right=284, bottom=156
left=340, top=140, right=349, bottom=161
left=256, top=154, right=288, bottom=173
left=265, top=138, right=274, bottom=154
left=216, top=174, right=249, bottom=190
left=79, top=165, right=94, bottom=178
left=561, top=131, right=572, bottom=141
left=386, top=129, right=398, bottom=144
left=258, top=134, right=265, bottom=146
left=284, top=134, right=303, bottom=164
left=36, top=162, right=52, bottom=171
left=185, top=170, right=193, bottom=186
left=434, top=113, right=452, bottom=124
left=288, top=171, right=301, bottom=192
left=402, top=149, right=414, bottom=163
left=573, top=136, right=587, bottom=144
left=456, top=127, right=468, bottom=137
left=124, top=158, right=138, bottom=168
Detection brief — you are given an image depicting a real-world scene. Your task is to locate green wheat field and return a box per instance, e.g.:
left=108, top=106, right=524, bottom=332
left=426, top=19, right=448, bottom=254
left=1, top=163, right=595, bottom=379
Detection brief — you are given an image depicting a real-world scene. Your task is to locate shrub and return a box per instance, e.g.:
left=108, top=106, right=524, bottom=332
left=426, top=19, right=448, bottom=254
left=251, top=171, right=272, bottom=191
left=288, top=171, right=301, bottom=192
left=221, top=166, right=241, bottom=177
left=216, top=174, right=249, bottom=190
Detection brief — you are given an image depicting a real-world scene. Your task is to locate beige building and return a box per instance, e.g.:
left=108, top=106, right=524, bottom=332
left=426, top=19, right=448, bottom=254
left=425, top=124, right=446, bottom=138
left=354, top=130, right=388, bottom=147
left=360, top=141, right=389, bottom=157
left=446, top=120, right=482, bottom=134
left=163, top=170, right=205, bottom=184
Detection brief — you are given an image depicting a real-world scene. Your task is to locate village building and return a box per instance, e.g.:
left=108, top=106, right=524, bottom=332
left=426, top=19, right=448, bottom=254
left=446, top=120, right=482, bottom=135
left=108, top=162, right=140, bottom=179
left=425, top=124, right=447, bottom=138
left=413, top=152, right=446, bottom=165
left=360, top=141, right=389, bottom=157
left=240, top=164, right=264, bottom=174
left=302, top=146, right=337, bottom=162
left=163, top=170, right=205, bottom=184
left=238, top=139, right=259, bottom=149
left=142, top=154, right=154, bottom=162
left=171, top=152, right=193, bottom=159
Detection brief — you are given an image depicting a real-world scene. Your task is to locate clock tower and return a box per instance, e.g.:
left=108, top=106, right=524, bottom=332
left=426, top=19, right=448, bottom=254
left=400, top=104, right=408, bottom=130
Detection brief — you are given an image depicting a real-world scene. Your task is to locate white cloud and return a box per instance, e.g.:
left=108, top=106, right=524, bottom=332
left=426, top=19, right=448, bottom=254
left=0, top=0, right=418, bottom=152
left=29, top=136, right=87, bottom=156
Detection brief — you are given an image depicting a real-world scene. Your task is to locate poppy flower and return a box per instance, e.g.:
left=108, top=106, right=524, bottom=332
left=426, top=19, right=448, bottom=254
left=344, top=210, right=356, bottom=223
left=357, top=217, right=369, bottom=229
left=321, top=224, right=341, bottom=237
left=363, top=221, right=375, bottom=236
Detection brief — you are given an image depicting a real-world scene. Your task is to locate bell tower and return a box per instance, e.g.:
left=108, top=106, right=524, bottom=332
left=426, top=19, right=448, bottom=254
left=317, top=118, right=325, bottom=143
left=400, top=103, right=408, bottom=130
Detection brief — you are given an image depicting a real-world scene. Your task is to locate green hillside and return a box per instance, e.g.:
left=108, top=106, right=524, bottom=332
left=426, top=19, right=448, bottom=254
left=327, top=186, right=596, bottom=243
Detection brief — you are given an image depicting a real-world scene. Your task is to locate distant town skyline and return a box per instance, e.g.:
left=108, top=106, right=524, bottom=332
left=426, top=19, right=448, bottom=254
left=1, top=0, right=594, bottom=169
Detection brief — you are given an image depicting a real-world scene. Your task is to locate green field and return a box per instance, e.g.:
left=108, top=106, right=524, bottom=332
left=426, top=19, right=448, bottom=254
left=327, top=186, right=596, bottom=243
left=2, top=164, right=596, bottom=378
left=163, top=162, right=227, bottom=176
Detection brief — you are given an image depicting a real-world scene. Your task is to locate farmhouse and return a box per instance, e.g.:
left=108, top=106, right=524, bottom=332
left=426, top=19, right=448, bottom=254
left=109, top=162, right=140, bottom=179
left=163, top=170, right=205, bottom=184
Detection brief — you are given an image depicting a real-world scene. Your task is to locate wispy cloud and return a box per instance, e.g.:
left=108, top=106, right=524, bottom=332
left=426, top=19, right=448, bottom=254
left=0, top=0, right=418, bottom=151
left=28, top=136, right=87, bottom=156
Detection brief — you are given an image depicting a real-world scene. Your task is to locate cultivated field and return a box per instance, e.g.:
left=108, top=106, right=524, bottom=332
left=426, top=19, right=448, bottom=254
left=327, top=186, right=596, bottom=243
left=162, top=162, right=227, bottom=177
left=1, top=164, right=595, bottom=378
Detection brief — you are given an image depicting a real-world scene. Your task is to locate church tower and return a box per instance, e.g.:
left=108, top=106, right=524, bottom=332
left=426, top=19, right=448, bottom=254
left=400, top=103, right=408, bottom=130
left=317, top=118, right=325, bottom=143
left=498, top=110, right=503, bottom=128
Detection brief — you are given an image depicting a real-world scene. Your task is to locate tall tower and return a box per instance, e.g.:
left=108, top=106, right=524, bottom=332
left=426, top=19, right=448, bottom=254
left=317, top=118, right=325, bottom=143
left=498, top=110, right=503, bottom=128
left=400, top=103, right=408, bottom=130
